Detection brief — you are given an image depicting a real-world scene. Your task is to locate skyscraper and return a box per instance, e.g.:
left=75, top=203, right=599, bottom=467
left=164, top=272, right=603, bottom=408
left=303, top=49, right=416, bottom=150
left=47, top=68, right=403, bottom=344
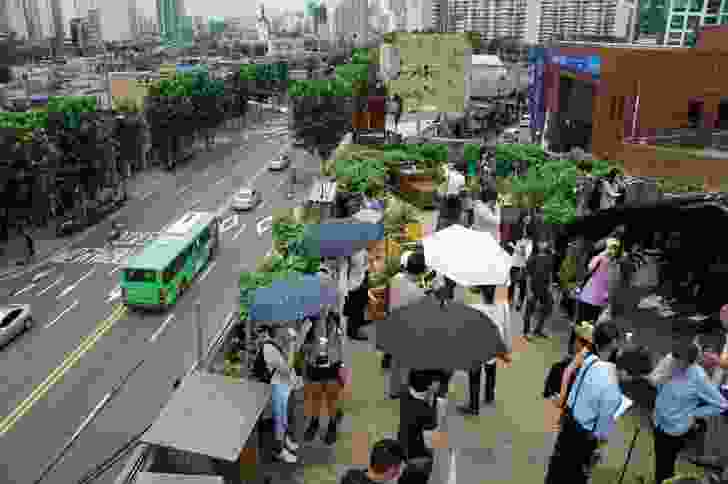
left=157, top=0, right=181, bottom=45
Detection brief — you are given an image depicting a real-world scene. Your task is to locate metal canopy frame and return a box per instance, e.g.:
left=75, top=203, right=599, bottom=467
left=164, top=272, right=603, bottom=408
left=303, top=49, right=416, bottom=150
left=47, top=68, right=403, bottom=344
left=142, top=371, right=271, bottom=463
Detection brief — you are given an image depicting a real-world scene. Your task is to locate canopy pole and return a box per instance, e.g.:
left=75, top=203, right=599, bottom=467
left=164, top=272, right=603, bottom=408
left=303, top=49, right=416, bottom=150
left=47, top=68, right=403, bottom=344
left=337, top=256, right=349, bottom=366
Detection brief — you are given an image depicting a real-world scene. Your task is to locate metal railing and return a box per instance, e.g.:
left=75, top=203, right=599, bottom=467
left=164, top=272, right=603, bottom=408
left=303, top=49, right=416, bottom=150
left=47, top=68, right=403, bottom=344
left=623, top=128, right=728, bottom=152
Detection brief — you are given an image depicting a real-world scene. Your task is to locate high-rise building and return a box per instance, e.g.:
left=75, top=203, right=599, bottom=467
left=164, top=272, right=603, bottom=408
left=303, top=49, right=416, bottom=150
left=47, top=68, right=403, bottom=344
left=157, top=0, right=182, bottom=45
left=332, top=0, right=368, bottom=44
left=431, top=0, right=450, bottom=31
left=537, top=0, right=634, bottom=42
left=636, top=0, right=728, bottom=47
left=96, top=0, right=137, bottom=41
left=86, top=7, right=101, bottom=46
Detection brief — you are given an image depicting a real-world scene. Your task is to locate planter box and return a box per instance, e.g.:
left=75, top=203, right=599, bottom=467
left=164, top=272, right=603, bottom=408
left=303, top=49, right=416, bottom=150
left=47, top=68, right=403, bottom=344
left=367, top=285, right=388, bottom=321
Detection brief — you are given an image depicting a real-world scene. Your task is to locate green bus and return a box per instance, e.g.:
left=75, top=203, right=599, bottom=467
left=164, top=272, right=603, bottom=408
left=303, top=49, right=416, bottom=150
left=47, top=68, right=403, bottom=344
left=121, top=211, right=220, bottom=310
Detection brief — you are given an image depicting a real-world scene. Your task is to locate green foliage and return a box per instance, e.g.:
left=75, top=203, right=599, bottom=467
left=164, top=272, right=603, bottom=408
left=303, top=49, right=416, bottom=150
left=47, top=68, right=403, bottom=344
left=334, top=158, right=388, bottom=194
left=0, top=111, right=48, bottom=133
left=463, top=143, right=481, bottom=162
left=369, top=256, right=401, bottom=288
left=383, top=201, right=420, bottom=240
left=47, top=96, right=98, bottom=113
left=288, top=79, right=353, bottom=97
left=335, top=63, right=369, bottom=83
left=655, top=176, right=706, bottom=194
left=558, top=253, right=578, bottom=291
left=350, top=48, right=371, bottom=64
left=494, top=143, right=548, bottom=177
left=239, top=63, right=288, bottom=81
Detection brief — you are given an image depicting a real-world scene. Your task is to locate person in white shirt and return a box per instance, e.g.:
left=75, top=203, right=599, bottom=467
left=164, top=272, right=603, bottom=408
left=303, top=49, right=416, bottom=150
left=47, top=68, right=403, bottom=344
left=508, top=216, right=533, bottom=311
left=260, top=322, right=310, bottom=463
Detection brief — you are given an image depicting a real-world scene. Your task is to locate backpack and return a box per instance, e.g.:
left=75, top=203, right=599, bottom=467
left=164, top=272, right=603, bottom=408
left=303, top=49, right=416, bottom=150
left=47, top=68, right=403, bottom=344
left=252, top=341, right=285, bottom=384
left=543, top=355, right=574, bottom=399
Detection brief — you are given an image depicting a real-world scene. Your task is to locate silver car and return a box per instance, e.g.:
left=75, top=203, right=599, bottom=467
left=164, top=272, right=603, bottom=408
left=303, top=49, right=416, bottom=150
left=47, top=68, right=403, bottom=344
left=232, top=188, right=262, bottom=211
left=269, top=153, right=291, bottom=171
left=0, top=304, right=33, bottom=347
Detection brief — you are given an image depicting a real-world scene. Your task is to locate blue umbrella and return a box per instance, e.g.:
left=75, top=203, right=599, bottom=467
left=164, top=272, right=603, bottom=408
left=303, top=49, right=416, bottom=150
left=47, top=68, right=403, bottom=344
left=302, top=221, right=384, bottom=258
left=250, top=274, right=338, bottom=322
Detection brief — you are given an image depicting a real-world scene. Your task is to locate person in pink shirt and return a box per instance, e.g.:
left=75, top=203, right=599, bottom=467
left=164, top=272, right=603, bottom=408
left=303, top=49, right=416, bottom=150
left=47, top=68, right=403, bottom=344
left=577, top=238, right=620, bottom=323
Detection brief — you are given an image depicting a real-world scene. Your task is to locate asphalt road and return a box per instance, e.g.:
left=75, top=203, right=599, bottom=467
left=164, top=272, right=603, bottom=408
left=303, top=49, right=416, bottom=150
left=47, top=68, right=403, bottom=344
left=0, top=112, right=317, bottom=484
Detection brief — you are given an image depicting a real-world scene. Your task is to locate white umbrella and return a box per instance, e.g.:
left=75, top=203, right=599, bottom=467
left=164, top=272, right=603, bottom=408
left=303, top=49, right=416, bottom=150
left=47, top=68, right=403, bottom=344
left=422, top=224, right=512, bottom=286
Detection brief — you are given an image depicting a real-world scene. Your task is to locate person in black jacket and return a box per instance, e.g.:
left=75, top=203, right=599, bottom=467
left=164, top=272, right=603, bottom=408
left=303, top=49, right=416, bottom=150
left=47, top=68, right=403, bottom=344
left=397, top=369, right=440, bottom=484
left=339, top=439, right=407, bottom=484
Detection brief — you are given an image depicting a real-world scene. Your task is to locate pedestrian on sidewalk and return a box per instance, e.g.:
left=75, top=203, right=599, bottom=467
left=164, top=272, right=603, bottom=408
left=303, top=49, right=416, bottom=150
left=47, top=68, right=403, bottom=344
left=257, top=323, right=305, bottom=463
left=302, top=313, right=345, bottom=445
left=523, top=240, right=555, bottom=338
left=23, top=228, right=35, bottom=265
left=508, top=217, right=533, bottom=311
left=576, top=238, right=620, bottom=325
left=344, top=248, right=370, bottom=341
left=398, top=369, right=440, bottom=484
left=339, top=439, right=407, bottom=484
left=544, top=321, right=625, bottom=484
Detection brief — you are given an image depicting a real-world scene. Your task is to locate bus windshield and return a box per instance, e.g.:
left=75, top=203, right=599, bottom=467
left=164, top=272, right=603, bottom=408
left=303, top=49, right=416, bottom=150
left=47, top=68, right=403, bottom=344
left=125, top=269, right=157, bottom=283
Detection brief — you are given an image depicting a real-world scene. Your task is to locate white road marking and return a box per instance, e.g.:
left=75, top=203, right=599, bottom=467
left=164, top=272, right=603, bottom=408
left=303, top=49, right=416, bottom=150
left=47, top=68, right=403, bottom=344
left=258, top=201, right=266, bottom=210
left=107, top=265, right=123, bottom=277
left=176, top=184, right=192, bottom=196
left=198, top=260, right=217, bottom=282
left=215, top=177, right=226, bottom=186
left=106, top=285, right=122, bottom=304
left=188, top=199, right=201, bottom=209
left=257, top=216, right=273, bottom=237
left=149, top=314, right=176, bottom=343
left=31, top=269, right=53, bottom=283
left=44, top=300, right=79, bottom=329
left=14, top=283, right=36, bottom=296
left=232, top=223, right=247, bottom=241
left=57, top=268, right=95, bottom=299
left=140, top=191, right=154, bottom=201
left=37, top=276, right=64, bottom=296
left=219, top=214, right=239, bottom=234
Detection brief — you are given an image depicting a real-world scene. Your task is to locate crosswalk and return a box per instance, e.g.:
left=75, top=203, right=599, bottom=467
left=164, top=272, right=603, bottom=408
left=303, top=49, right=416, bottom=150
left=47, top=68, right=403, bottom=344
left=49, top=247, right=140, bottom=266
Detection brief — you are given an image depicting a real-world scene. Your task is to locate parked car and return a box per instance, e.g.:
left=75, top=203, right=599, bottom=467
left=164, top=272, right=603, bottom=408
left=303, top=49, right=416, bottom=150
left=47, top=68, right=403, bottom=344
left=0, top=304, right=33, bottom=347
left=520, top=114, right=530, bottom=128
left=269, top=153, right=291, bottom=171
left=232, top=188, right=262, bottom=211
left=503, top=127, right=521, bottom=143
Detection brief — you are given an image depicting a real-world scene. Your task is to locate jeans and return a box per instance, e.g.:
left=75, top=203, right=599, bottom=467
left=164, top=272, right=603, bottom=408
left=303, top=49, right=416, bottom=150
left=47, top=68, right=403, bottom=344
left=271, top=383, right=291, bottom=438
left=523, top=288, right=554, bottom=334
left=468, top=362, right=495, bottom=408
left=508, top=267, right=527, bottom=307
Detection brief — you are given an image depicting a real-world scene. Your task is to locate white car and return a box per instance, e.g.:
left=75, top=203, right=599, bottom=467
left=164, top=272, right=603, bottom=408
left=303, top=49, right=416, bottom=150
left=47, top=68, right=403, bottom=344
left=0, top=304, right=33, bottom=347
left=232, top=188, right=262, bottom=211
left=269, top=153, right=291, bottom=171
left=520, top=115, right=530, bottom=128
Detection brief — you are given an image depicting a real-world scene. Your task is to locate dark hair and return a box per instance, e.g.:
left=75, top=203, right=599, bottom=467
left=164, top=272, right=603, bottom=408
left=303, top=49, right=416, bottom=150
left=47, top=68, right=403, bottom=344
left=672, top=339, right=700, bottom=366
left=405, top=252, right=427, bottom=275
left=370, top=439, right=406, bottom=475
left=593, top=321, right=621, bottom=354
left=409, top=369, right=434, bottom=393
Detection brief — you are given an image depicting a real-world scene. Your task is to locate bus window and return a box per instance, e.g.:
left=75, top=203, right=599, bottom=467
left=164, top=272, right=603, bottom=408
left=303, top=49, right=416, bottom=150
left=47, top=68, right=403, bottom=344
left=173, top=250, right=187, bottom=273
left=125, top=269, right=157, bottom=283
left=200, top=227, right=210, bottom=244
left=162, top=263, right=175, bottom=284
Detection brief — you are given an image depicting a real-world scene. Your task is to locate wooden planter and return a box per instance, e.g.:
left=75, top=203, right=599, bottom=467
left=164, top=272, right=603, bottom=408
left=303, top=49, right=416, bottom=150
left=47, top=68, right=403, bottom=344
left=367, top=285, right=388, bottom=321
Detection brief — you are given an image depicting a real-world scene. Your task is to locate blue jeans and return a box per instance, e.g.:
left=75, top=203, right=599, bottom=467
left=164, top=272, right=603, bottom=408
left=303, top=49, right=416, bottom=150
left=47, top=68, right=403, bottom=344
left=271, top=383, right=291, bottom=437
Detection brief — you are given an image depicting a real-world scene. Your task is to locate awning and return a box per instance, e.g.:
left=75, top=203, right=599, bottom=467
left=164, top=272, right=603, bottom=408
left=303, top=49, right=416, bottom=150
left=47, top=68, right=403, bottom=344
left=302, top=217, right=384, bottom=258
left=142, top=371, right=271, bottom=462
left=136, top=472, right=223, bottom=484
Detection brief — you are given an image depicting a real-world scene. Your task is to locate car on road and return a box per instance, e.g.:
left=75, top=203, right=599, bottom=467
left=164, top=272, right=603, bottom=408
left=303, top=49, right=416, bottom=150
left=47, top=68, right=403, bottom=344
left=269, top=152, right=291, bottom=171
left=0, top=304, right=33, bottom=347
left=520, top=114, right=530, bottom=128
left=503, top=127, right=521, bottom=143
left=232, top=188, right=262, bottom=211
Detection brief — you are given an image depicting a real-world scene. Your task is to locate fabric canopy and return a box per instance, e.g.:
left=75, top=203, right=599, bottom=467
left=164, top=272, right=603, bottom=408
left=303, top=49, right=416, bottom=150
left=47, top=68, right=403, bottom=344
left=250, top=274, right=338, bottom=322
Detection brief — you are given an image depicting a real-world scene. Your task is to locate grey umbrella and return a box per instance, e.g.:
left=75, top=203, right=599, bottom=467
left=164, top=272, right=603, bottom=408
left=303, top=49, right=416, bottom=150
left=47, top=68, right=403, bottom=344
left=375, top=295, right=509, bottom=371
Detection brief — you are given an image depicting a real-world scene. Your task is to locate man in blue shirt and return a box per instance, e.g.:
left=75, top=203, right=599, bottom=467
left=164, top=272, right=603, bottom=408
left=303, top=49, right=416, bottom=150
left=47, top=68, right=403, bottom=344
left=545, top=321, right=625, bottom=484
left=648, top=339, right=728, bottom=484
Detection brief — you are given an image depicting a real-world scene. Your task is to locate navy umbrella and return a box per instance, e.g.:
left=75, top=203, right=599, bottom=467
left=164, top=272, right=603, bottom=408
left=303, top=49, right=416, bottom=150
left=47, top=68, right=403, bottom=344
left=302, top=217, right=384, bottom=258
left=250, top=274, right=338, bottom=322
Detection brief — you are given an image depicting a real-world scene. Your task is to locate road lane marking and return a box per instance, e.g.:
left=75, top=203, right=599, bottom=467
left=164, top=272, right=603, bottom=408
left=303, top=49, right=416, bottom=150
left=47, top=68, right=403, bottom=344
left=32, top=269, right=54, bottom=283
left=108, top=265, right=123, bottom=277
left=219, top=214, right=239, bottom=234
left=256, top=216, right=273, bottom=237
left=140, top=191, right=154, bottom=201
left=0, top=304, right=127, bottom=437
left=149, top=313, right=176, bottom=343
left=176, top=184, right=192, bottom=196
left=37, top=276, right=65, bottom=296
left=188, top=199, right=201, bottom=209
left=44, top=300, right=79, bottom=329
left=215, top=177, right=226, bottom=186
left=57, top=268, right=95, bottom=299
left=106, top=285, right=122, bottom=304
left=259, top=201, right=266, bottom=210
left=14, top=283, right=37, bottom=296
left=232, top=223, right=247, bottom=241
left=198, top=260, right=217, bottom=282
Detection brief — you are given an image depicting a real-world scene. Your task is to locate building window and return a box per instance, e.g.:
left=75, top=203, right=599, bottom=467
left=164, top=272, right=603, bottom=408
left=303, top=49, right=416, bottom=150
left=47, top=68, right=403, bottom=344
left=724, top=0, right=728, bottom=12
left=705, top=15, right=719, bottom=22
left=670, top=14, right=686, bottom=27
left=687, top=15, right=702, bottom=28
left=707, top=0, right=722, bottom=13
left=722, top=15, right=728, bottom=22
left=685, top=31, right=698, bottom=45
left=689, top=0, right=704, bottom=11
left=669, top=31, right=684, bottom=39
left=673, top=0, right=688, bottom=10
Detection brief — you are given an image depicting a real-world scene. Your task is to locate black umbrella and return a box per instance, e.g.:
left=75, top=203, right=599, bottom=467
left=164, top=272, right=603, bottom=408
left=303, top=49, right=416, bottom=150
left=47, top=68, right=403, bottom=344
left=375, top=295, right=509, bottom=371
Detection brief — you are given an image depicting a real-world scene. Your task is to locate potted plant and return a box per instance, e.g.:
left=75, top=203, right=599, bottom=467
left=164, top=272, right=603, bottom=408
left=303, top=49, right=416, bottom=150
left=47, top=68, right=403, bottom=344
left=367, top=255, right=401, bottom=320
left=384, top=201, right=421, bottom=244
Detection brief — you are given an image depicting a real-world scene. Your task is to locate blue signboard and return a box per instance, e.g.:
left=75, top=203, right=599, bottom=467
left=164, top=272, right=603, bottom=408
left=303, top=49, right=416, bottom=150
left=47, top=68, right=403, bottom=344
left=528, top=47, right=547, bottom=137
left=550, top=54, right=601, bottom=79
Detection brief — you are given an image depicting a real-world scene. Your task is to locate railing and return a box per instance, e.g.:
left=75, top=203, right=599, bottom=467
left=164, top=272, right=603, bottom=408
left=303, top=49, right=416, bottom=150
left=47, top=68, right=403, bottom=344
left=623, top=128, right=728, bottom=152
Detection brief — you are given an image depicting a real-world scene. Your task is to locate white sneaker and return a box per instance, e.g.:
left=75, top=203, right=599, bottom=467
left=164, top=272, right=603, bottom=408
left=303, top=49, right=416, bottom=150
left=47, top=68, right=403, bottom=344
left=285, top=435, right=300, bottom=452
left=274, top=447, right=298, bottom=463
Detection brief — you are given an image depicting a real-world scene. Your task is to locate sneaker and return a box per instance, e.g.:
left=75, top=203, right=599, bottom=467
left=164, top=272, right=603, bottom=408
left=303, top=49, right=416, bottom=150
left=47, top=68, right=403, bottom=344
left=274, top=447, right=298, bottom=463
left=285, top=435, right=300, bottom=452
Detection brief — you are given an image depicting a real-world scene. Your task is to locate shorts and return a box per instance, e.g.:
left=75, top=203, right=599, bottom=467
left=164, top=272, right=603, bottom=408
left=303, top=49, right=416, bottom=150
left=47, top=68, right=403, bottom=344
left=271, top=383, right=291, bottom=435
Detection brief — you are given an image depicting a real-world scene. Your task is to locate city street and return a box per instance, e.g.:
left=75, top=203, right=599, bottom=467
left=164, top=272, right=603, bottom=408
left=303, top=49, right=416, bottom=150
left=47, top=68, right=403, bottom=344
left=0, top=111, right=317, bottom=484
